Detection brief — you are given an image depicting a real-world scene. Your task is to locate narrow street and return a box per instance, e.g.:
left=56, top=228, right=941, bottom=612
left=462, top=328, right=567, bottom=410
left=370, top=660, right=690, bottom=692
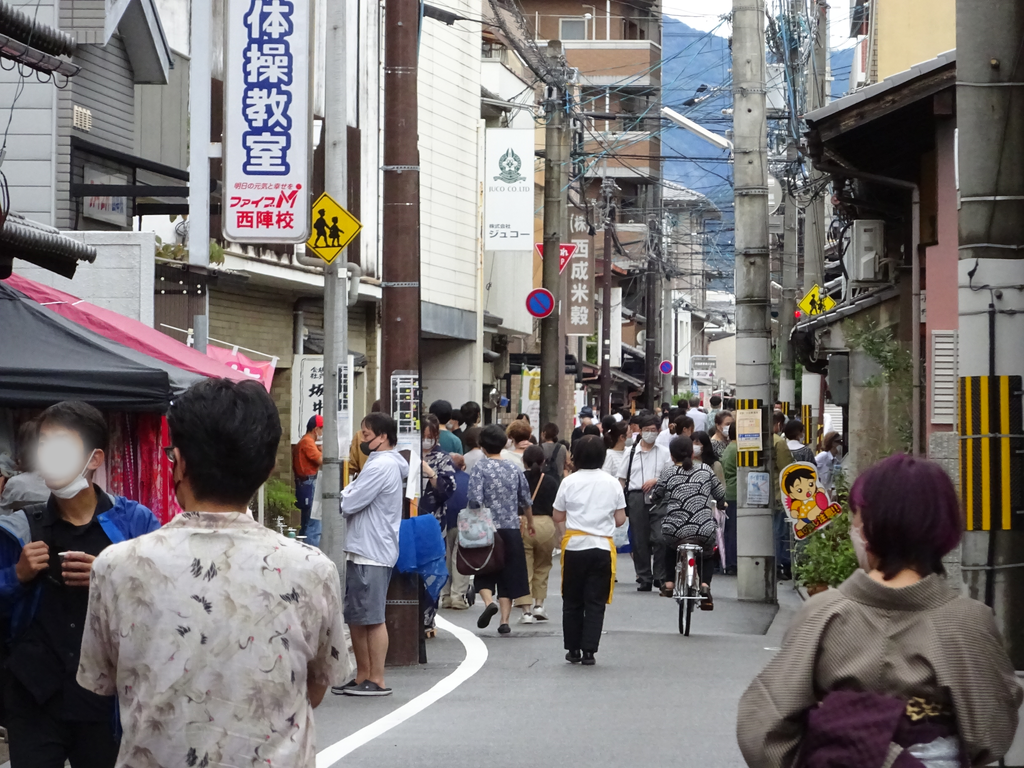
left=314, top=559, right=798, bottom=768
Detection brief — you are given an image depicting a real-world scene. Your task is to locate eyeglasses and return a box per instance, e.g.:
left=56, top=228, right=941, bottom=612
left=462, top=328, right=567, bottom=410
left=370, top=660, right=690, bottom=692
left=163, top=446, right=176, bottom=465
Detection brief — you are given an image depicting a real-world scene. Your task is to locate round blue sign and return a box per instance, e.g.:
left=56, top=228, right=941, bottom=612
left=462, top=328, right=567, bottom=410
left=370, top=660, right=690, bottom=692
left=659, top=360, right=673, bottom=375
left=526, top=288, right=555, bottom=319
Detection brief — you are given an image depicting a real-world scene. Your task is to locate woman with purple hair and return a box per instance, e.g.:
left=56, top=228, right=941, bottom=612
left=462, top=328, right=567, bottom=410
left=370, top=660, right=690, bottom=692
left=738, top=454, right=1022, bottom=768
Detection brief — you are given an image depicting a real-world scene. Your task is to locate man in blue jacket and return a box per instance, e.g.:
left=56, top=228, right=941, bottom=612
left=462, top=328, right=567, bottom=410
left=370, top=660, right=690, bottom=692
left=0, top=401, right=158, bottom=768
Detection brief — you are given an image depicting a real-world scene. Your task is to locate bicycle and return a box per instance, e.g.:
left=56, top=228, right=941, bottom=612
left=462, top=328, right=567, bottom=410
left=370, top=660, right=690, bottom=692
left=673, top=542, right=704, bottom=636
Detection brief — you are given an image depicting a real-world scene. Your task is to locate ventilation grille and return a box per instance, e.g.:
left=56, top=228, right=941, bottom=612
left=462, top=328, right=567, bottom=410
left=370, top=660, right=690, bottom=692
left=72, top=105, right=92, bottom=132
left=931, top=330, right=958, bottom=424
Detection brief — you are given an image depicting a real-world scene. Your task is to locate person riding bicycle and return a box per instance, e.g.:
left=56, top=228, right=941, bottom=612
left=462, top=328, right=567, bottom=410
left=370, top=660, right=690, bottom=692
left=651, top=435, right=726, bottom=609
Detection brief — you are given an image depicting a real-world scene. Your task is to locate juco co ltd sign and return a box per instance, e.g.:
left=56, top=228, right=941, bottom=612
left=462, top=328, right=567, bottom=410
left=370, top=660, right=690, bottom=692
left=223, top=0, right=311, bottom=243
left=484, top=128, right=534, bottom=251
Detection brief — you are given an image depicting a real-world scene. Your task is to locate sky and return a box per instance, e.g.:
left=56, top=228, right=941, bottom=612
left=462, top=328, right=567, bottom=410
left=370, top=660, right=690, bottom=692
left=661, top=0, right=859, bottom=51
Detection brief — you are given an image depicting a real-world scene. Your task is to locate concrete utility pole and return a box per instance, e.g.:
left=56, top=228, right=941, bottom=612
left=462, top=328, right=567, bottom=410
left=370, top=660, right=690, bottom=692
left=539, top=41, right=567, bottom=430
left=732, top=0, right=776, bottom=603
left=187, top=0, right=211, bottom=269
left=381, top=0, right=422, bottom=666
left=645, top=216, right=661, bottom=410
left=778, top=191, right=798, bottom=408
left=956, top=0, right=1024, bottom=668
left=801, top=0, right=828, bottom=442
left=599, top=176, right=615, bottom=416
left=319, top=0, right=349, bottom=578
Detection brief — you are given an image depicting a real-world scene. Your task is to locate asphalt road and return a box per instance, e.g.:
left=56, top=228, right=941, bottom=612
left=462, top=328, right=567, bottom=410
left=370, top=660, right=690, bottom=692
left=315, top=556, right=802, bottom=768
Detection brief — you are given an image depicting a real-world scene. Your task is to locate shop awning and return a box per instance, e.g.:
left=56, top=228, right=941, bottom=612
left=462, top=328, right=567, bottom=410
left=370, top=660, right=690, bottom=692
left=4, top=274, right=249, bottom=384
left=0, top=282, right=172, bottom=410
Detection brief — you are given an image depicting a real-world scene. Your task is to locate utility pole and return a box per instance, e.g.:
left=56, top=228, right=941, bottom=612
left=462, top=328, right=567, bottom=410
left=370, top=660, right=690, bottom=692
left=779, top=191, right=798, bottom=408
left=732, top=0, right=775, bottom=603
left=319, top=0, right=349, bottom=577
left=539, top=41, right=567, bottom=430
left=187, top=0, right=211, bottom=269
left=599, top=176, right=615, bottom=416
left=801, top=0, right=828, bottom=444
left=644, top=216, right=660, bottom=410
left=381, top=0, right=421, bottom=666
left=956, top=0, right=1024, bottom=668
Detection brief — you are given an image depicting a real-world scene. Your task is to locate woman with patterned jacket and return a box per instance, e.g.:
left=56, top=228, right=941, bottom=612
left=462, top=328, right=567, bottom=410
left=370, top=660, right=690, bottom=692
left=651, top=434, right=726, bottom=607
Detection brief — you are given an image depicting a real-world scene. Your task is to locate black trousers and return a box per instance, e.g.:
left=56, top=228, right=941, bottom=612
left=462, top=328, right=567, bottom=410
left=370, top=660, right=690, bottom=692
left=561, top=548, right=612, bottom=653
left=663, top=536, right=716, bottom=588
left=4, top=677, right=119, bottom=768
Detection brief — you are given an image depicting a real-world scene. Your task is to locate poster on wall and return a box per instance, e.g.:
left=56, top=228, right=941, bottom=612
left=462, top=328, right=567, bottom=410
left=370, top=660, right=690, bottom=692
left=223, top=0, right=311, bottom=243
left=291, top=354, right=353, bottom=450
left=484, top=128, right=534, bottom=251
left=780, top=462, right=844, bottom=539
left=520, top=367, right=541, bottom=431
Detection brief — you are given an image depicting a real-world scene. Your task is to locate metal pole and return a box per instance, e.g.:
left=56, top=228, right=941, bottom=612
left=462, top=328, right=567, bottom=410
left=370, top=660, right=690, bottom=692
left=381, top=0, right=421, bottom=666
left=644, top=222, right=660, bottom=410
left=733, top=0, right=775, bottom=603
left=192, top=314, right=208, bottom=354
left=779, top=192, right=798, bottom=407
left=600, top=176, right=614, bottom=416
left=187, top=0, right=211, bottom=267
left=320, top=0, right=349, bottom=580
left=540, top=41, right=566, bottom=429
left=956, top=0, right=1024, bottom=667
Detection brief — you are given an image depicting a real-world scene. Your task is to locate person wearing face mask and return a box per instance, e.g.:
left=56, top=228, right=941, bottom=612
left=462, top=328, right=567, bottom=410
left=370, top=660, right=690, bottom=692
left=738, top=454, right=1022, bottom=768
left=616, top=414, right=671, bottom=591
left=418, top=416, right=456, bottom=533
left=77, top=381, right=351, bottom=768
left=293, top=414, right=323, bottom=545
left=814, top=431, right=844, bottom=498
left=428, top=400, right=463, bottom=455
left=0, top=400, right=159, bottom=768
left=336, top=412, right=409, bottom=696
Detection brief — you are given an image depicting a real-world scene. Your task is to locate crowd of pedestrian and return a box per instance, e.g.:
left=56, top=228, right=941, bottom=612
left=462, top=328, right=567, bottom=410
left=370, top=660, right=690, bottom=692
left=1, top=386, right=1020, bottom=768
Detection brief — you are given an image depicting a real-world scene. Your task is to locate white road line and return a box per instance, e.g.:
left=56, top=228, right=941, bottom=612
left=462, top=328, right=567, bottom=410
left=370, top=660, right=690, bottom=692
left=316, top=615, right=488, bottom=767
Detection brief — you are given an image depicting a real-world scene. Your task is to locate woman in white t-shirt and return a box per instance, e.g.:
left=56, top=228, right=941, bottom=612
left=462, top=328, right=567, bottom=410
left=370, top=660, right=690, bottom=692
left=553, top=435, right=627, bottom=667
left=501, top=419, right=532, bottom=470
left=600, top=422, right=628, bottom=476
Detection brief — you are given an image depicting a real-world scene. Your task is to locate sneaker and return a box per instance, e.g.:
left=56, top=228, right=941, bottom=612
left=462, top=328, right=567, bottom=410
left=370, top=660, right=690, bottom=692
left=331, top=680, right=357, bottom=695
left=449, top=597, right=470, bottom=611
left=440, top=596, right=452, bottom=609
left=581, top=651, right=596, bottom=666
left=477, top=602, right=499, bottom=629
left=565, top=649, right=582, bottom=664
left=637, top=582, right=653, bottom=592
left=344, top=681, right=392, bottom=697
left=532, top=605, right=548, bottom=621
left=497, top=623, right=511, bottom=635
left=518, top=613, right=536, bottom=624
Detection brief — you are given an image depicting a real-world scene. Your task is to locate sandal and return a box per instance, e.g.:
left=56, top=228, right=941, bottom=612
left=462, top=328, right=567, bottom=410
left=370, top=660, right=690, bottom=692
left=699, top=584, right=714, bottom=611
left=660, top=584, right=675, bottom=598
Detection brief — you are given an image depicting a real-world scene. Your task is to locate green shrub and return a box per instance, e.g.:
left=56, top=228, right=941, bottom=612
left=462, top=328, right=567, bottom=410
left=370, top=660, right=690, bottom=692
left=263, top=478, right=298, bottom=532
left=793, top=474, right=858, bottom=589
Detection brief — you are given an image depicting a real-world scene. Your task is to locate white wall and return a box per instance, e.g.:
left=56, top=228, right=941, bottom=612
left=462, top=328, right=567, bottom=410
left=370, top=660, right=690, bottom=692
left=14, top=231, right=156, bottom=326
left=708, top=335, right=737, bottom=388
left=0, top=0, right=58, bottom=226
left=419, top=0, right=482, bottom=314
left=422, top=339, right=479, bottom=408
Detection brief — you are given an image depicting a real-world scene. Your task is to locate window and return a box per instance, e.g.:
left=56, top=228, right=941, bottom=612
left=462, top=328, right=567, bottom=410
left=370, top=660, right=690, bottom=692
left=930, top=330, right=958, bottom=424
left=560, top=17, right=587, bottom=40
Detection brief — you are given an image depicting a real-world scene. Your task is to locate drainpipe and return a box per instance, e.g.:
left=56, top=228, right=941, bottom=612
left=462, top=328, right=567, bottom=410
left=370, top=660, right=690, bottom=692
left=814, top=162, right=921, bottom=455
left=346, top=261, right=363, bottom=307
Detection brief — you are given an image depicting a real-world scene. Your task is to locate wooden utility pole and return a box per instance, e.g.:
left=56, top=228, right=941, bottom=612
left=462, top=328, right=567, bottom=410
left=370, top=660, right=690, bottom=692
left=381, top=0, right=421, bottom=666
left=599, top=176, right=615, bottom=416
left=644, top=216, right=660, bottom=410
left=539, top=41, right=567, bottom=429
left=732, top=0, right=775, bottom=603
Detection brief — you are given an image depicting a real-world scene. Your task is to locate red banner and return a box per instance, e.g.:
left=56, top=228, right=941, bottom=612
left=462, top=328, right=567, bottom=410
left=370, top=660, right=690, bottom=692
left=206, top=346, right=276, bottom=392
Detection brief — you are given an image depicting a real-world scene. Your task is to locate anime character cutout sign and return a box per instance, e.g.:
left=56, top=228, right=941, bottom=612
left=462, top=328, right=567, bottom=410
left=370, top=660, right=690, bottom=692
left=780, top=462, right=844, bottom=540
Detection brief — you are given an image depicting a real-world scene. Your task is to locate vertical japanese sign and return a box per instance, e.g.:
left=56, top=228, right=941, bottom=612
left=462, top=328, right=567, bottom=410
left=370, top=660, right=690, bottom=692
left=519, top=367, right=541, bottom=432
left=566, top=238, right=596, bottom=335
left=291, top=354, right=324, bottom=444
left=223, top=0, right=311, bottom=243
left=484, top=128, right=534, bottom=251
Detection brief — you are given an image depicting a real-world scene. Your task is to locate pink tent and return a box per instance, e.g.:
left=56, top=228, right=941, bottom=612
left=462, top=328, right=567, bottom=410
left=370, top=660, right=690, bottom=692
left=4, top=273, right=249, bottom=383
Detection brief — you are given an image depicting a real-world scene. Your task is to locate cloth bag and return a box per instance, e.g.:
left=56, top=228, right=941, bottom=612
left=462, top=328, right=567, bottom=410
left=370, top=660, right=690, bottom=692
left=457, top=505, right=496, bottom=549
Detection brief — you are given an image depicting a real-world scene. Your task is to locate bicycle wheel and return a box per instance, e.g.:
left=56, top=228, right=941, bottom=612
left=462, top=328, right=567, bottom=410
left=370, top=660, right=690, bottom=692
left=678, top=593, right=694, bottom=636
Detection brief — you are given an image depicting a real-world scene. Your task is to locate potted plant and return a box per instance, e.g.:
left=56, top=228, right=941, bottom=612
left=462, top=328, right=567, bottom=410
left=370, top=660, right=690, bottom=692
left=257, top=478, right=299, bottom=532
left=792, top=475, right=858, bottom=595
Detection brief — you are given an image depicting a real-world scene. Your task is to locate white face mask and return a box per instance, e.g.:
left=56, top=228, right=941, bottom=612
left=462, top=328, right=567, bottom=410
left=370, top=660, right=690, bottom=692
left=641, top=431, right=657, bottom=445
left=38, top=440, right=96, bottom=500
left=693, top=445, right=703, bottom=457
left=851, top=524, right=871, bottom=570
left=422, top=438, right=436, bottom=451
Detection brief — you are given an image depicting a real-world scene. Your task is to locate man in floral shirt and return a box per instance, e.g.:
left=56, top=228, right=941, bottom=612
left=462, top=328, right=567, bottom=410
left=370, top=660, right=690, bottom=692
left=78, top=379, right=352, bottom=768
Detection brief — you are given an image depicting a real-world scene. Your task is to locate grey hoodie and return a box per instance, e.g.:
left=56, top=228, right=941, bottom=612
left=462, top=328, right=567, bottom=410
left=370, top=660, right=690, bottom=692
left=341, top=447, right=409, bottom=567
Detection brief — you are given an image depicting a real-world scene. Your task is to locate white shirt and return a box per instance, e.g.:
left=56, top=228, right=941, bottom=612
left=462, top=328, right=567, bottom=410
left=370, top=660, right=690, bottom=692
left=655, top=428, right=675, bottom=450
left=78, top=512, right=351, bottom=768
left=686, top=407, right=707, bottom=433
left=553, top=469, right=626, bottom=551
left=616, top=442, right=670, bottom=493
left=500, top=448, right=525, bottom=470
left=602, top=448, right=626, bottom=476
left=464, top=447, right=485, bottom=471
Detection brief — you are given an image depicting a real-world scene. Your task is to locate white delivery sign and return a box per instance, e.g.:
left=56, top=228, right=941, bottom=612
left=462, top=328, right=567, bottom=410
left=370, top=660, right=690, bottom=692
left=484, top=128, right=534, bottom=251
left=223, top=0, right=311, bottom=243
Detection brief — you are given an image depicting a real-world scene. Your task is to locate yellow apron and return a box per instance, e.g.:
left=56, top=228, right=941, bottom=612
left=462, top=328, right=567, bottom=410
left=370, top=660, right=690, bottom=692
left=560, top=529, right=617, bottom=604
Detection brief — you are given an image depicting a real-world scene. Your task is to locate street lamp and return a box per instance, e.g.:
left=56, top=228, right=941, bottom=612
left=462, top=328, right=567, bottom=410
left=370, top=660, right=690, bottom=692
left=660, top=106, right=734, bottom=151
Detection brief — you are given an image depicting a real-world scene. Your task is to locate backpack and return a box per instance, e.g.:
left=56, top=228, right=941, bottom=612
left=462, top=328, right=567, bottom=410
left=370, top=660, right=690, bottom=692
left=542, top=443, right=564, bottom=481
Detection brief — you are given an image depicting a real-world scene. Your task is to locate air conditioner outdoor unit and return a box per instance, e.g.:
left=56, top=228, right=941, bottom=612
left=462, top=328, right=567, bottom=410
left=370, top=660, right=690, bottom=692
left=848, top=219, right=884, bottom=282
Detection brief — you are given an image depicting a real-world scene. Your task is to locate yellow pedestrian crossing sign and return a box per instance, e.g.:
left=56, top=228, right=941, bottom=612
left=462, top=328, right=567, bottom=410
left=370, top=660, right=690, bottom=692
left=306, top=192, right=362, bottom=264
left=798, top=284, right=836, bottom=316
